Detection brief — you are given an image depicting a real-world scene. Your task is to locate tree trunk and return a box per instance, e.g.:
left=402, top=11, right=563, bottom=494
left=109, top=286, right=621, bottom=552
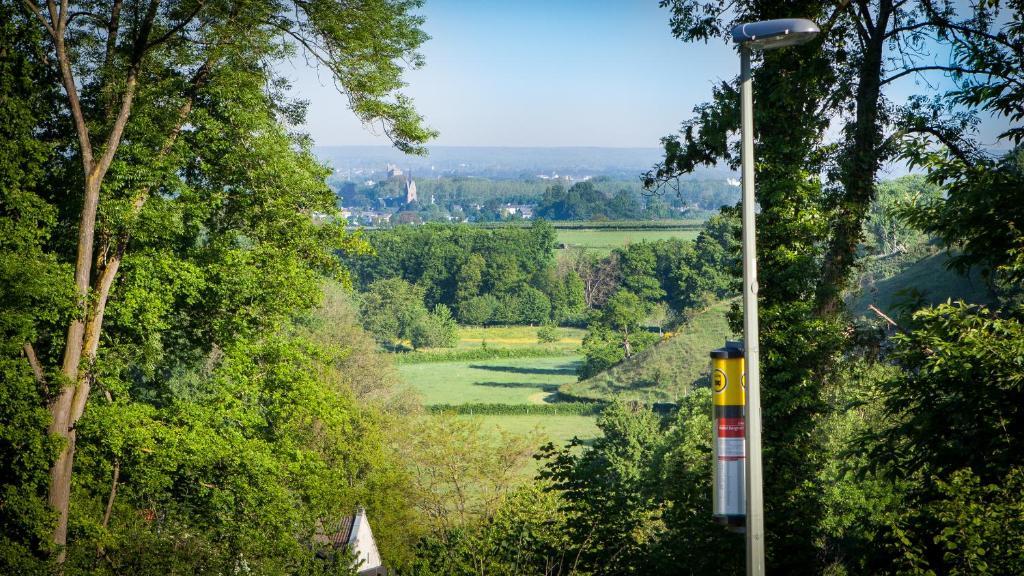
left=816, top=1, right=890, bottom=315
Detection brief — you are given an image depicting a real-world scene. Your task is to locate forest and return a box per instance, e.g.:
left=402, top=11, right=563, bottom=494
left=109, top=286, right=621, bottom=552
left=2, top=0, right=1023, bottom=575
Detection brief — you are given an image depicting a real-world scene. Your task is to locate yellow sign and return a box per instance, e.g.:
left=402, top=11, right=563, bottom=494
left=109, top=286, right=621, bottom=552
left=711, top=353, right=745, bottom=407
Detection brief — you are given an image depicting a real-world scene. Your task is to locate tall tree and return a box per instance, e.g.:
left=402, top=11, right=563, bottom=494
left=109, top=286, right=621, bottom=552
left=13, top=0, right=435, bottom=560
left=648, top=0, right=1014, bottom=568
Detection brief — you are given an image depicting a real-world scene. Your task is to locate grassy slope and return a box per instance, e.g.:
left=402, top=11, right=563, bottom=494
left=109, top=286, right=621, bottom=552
left=560, top=300, right=736, bottom=403
left=847, top=251, right=994, bottom=318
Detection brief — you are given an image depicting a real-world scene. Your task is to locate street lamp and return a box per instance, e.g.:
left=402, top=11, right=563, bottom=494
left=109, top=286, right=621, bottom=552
left=729, top=17, right=819, bottom=576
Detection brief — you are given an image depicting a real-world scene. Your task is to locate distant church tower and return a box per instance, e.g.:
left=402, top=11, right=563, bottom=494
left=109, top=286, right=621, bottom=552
left=404, top=174, right=417, bottom=204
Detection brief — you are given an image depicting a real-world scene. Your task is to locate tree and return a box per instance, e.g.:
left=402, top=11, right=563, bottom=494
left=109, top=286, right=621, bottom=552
left=538, top=401, right=664, bottom=575
left=410, top=304, right=459, bottom=349
left=360, top=278, right=428, bottom=346
left=648, top=1, right=843, bottom=568
left=454, top=253, right=485, bottom=308
left=864, top=175, right=940, bottom=256
left=458, top=294, right=498, bottom=326
left=515, top=287, right=552, bottom=326
left=597, top=290, right=647, bottom=359
left=578, top=289, right=658, bottom=379
left=561, top=247, right=620, bottom=308
left=617, top=242, right=665, bottom=307
left=10, top=0, right=435, bottom=559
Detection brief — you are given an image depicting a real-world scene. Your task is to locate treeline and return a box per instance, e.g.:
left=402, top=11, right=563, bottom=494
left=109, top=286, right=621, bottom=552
left=348, top=221, right=587, bottom=328
left=535, top=181, right=673, bottom=220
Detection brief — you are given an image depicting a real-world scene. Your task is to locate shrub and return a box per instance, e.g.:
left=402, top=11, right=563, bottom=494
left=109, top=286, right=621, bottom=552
left=410, top=305, right=459, bottom=349
left=537, top=325, right=560, bottom=344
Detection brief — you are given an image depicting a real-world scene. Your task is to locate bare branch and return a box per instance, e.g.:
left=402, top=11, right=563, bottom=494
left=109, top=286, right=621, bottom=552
left=880, top=64, right=1007, bottom=86
left=886, top=20, right=933, bottom=38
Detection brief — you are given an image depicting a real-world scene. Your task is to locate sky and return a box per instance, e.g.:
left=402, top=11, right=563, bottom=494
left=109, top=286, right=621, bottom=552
left=281, top=0, right=1010, bottom=151
left=283, top=0, right=737, bottom=148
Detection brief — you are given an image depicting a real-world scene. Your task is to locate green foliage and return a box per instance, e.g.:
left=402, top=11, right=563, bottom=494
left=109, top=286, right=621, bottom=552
left=646, top=388, right=744, bottom=574
left=410, top=304, right=459, bottom=350
left=897, top=148, right=1024, bottom=295
left=349, top=221, right=563, bottom=324
left=863, top=175, right=941, bottom=256
left=457, top=294, right=498, bottom=326
left=537, top=401, right=665, bottom=574
left=866, top=302, right=1024, bottom=483
left=1, top=0, right=436, bottom=566
left=404, top=484, right=572, bottom=576
left=60, top=333, right=412, bottom=574
left=578, top=290, right=659, bottom=379
left=498, top=286, right=551, bottom=326
left=649, top=0, right=845, bottom=568
left=536, top=324, right=560, bottom=344
left=578, top=326, right=628, bottom=380
left=907, top=467, right=1024, bottom=576
left=359, top=278, right=428, bottom=345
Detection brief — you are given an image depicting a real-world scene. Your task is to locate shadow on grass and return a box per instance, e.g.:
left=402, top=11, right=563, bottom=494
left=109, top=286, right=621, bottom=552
left=469, top=364, right=579, bottom=376
left=474, top=381, right=561, bottom=392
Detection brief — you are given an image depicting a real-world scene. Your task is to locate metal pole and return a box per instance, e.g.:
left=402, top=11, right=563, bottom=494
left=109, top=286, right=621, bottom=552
left=740, top=47, right=765, bottom=576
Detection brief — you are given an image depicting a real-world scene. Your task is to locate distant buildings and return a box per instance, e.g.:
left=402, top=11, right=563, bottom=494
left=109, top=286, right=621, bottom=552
left=404, top=174, right=417, bottom=204
left=385, top=163, right=403, bottom=178
left=501, top=204, right=534, bottom=219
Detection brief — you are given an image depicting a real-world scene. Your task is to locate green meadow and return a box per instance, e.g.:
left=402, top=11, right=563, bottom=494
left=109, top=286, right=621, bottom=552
left=555, top=227, right=699, bottom=254
left=397, top=355, right=581, bottom=405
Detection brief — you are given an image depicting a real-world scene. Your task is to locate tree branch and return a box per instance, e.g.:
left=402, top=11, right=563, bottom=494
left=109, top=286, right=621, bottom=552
left=20, top=0, right=55, bottom=36
left=145, top=0, right=205, bottom=50
left=881, top=64, right=992, bottom=86
left=103, top=0, right=123, bottom=72
left=22, top=343, right=47, bottom=393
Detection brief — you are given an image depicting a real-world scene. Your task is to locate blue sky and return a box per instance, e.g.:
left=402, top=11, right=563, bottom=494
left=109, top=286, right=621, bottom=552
left=284, top=0, right=736, bottom=148
left=282, top=0, right=1009, bottom=150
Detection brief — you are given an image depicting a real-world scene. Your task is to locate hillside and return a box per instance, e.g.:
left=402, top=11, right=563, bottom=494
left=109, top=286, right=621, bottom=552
left=847, top=249, right=994, bottom=318
left=559, top=300, right=736, bottom=403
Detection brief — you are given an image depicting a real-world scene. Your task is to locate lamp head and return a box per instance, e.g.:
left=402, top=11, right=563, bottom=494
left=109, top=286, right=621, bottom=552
left=730, top=18, right=820, bottom=50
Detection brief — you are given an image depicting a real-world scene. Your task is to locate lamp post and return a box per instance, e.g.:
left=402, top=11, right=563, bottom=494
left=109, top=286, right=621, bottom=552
left=728, top=17, right=820, bottom=576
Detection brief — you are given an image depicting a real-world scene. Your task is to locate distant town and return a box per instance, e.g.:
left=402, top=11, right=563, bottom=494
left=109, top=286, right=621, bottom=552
left=323, top=158, right=740, bottom=226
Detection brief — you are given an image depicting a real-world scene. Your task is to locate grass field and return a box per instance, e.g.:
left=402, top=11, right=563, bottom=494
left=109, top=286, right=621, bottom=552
left=555, top=228, right=699, bottom=255
left=398, top=355, right=581, bottom=405
left=560, top=300, right=736, bottom=403
left=456, top=325, right=585, bottom=351
left=463, top=414, right=600, bottom=447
